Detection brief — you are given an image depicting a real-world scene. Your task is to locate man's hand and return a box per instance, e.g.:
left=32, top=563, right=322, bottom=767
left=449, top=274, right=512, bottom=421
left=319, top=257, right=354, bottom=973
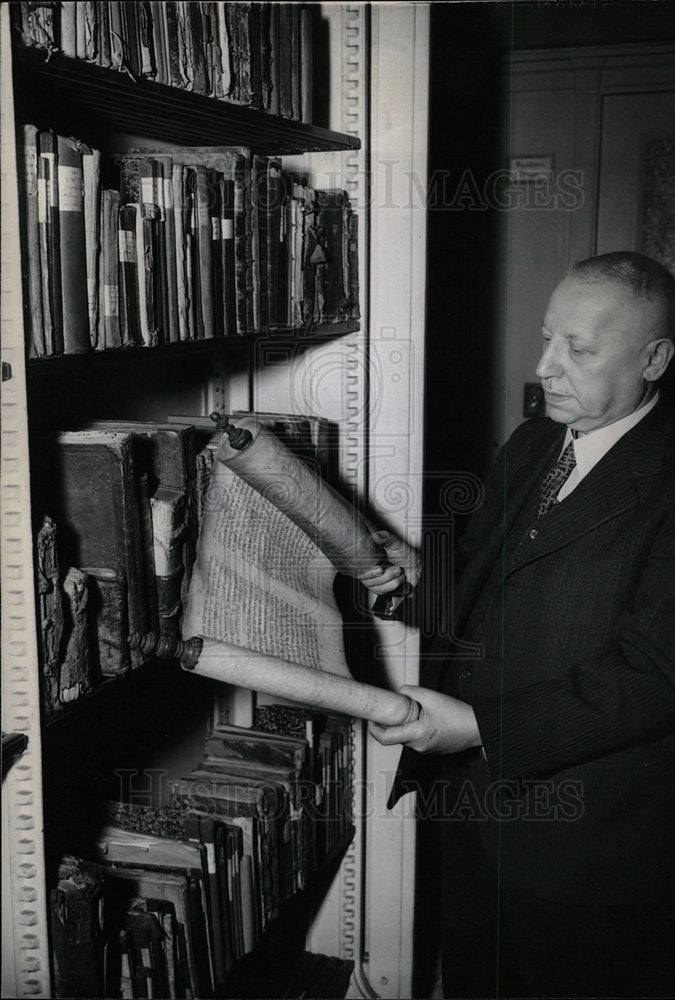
left=358, top=530, right=421, bottom=596
left=369, top=685, right=482, bottom=755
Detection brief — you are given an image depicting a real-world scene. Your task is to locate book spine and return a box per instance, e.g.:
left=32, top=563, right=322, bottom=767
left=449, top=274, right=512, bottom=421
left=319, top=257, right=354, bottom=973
left=82, top=146, right=102, bottom=348
left=232, top=154, right=248, bottom=335
left=121, top=0, right=141, bottom=78
left=348, top=209, right=360, bottom=321
left=83, top=2, right=98, bottom=62
left=172, top=164, right=190, bottom=341
left=102, top=189, right=122, bottom=349
left=185, top=816, right=226, bottom=986
left=98, top=0, right=112, bottom=68
left=160, top=159, right=180, bottom=343
left=56, top=135, right=90, bottom=353
left=82, top=566, right=130, bottom=675
left=150, top=1, right=169, bottom=84
left=259, top=3, right=272, bottom=113
left=109, top=1, right=125, bottom=71
left=248, top=2, right=262, bottom=110
left=36, top=138, right=54, bottom=354
left=187, top=1, right=208, bottom=93
left=278, top=4, right=293, bottom=119
left=138, top=1, right=156, bottom=78
left=219, top=174, right=236, bottom=336
left=118, top=441, right=152, bottom=668
left=39, top=130, right=64, bottom=355
left=60, top=2, right=78, bottom=58
left=184, top=167, right=202, bottom=340
left=215, top=3, right=232, bottom=99
left=195, top=166, right=215, bottom=338
left=249, top=155, right=263, bottom=333
left=290, top=3, right=301, bottom=120
left=118, top=204, right=141, bottom=346
left=21, top=125, right=46, bottom=358
left=152, top=159, right=170, bottom=343
left=136, top=204, right=159, bottom=347
left=300, top=3, right=314, bottom=124
left=75, top=2, right=87, bottom=59
left=209, top=170, right=224, bottom=338
left=165, top=2, right=183, bottom=87
left=268, top=3, right=280, bottom=116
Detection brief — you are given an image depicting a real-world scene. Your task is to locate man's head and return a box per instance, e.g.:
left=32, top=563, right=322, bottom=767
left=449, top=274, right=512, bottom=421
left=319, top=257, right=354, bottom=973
left=536, top=251, right=675, bottom=432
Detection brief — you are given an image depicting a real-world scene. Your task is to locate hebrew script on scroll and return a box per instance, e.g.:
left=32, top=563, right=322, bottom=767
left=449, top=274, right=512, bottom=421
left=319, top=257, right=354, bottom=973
left=181, top=416, right=419, bottom=727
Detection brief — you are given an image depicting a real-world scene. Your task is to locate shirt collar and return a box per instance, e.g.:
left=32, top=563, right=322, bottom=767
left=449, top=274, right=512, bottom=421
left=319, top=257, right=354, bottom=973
left=562, top=391, right=659, bottom=477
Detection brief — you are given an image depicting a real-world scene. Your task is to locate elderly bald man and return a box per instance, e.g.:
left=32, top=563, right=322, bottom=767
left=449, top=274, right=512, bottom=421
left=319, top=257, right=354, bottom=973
left=366, top=252, right=675, bottom=998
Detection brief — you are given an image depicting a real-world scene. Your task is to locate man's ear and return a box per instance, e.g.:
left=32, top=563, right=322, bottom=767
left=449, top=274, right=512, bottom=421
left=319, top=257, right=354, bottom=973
left=643, top=338, right=675, bottom=382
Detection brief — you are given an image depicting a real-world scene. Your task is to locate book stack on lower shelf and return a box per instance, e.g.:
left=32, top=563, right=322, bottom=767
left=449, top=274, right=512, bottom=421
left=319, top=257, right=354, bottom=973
left=34, top=412, right=338, bottom=720
left=13, top=2, right=316, bottom=121
left=35, top=420, right=197, bottom=717
left=49, top=710, right=354, bottom=999
left=20, top=128, right=359, bottom=358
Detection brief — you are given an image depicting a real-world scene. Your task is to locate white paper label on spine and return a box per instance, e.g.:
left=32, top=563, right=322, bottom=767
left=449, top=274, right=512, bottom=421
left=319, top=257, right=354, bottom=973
left=104, top=285, right=119, bottom=317
left=141, top=176, right=154, bottom=205
left=58, top=165, right=83, bottom=212
left=118, top=230, right=136, bottom=263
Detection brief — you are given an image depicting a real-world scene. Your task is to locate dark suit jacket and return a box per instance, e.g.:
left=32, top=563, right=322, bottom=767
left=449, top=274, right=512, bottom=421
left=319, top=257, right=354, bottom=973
left=391, top=399, right=675, bottom=905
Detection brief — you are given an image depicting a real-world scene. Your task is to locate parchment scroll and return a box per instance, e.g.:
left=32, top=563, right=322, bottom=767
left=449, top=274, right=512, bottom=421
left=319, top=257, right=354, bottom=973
left=181, top=417, right=418, bottom=727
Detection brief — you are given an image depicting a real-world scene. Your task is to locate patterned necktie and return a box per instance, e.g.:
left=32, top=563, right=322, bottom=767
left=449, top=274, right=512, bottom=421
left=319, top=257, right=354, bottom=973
left=538, top=441, right=576, bottom=518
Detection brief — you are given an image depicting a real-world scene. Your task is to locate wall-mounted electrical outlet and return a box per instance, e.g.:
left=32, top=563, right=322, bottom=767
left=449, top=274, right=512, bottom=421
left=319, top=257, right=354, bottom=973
left=523, top=382, right=545, bottom=418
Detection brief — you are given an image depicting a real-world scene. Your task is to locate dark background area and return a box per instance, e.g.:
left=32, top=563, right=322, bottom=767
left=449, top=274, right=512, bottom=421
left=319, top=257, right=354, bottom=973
left=417, top=3, right=675, bottom=993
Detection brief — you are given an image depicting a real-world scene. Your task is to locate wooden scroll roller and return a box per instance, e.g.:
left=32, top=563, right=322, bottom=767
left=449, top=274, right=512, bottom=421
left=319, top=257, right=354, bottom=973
left=210, top=412, right=412, bottom=589
left=134, top=633, right=421, bottom=728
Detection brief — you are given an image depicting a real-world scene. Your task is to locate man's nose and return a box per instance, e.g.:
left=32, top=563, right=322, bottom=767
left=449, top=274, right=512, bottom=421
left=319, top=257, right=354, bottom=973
left=536, top=340, right=563, bottom=380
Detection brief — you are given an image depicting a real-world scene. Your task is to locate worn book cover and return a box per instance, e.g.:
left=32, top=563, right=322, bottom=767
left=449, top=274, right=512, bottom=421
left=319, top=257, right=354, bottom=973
left=50, top=856, right=105, bottom=999
left=20, top=125, right=45, bottom=358
left=54, top=430, right=151, bottom=668
left=56, top=135, right=90, bottom=354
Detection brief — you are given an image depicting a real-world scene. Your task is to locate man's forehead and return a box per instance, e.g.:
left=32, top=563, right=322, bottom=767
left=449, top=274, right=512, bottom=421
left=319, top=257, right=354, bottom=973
left=546, top=277, right=656, bottom=338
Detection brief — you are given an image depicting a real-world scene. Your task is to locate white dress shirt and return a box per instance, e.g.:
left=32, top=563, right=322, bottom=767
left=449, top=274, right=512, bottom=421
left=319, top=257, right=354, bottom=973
left=556, top=391, right=659, bottom=502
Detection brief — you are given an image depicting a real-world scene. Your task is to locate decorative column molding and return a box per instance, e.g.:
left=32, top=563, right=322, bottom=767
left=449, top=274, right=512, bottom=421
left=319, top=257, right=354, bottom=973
left=1, top=7, right=51, bottom=997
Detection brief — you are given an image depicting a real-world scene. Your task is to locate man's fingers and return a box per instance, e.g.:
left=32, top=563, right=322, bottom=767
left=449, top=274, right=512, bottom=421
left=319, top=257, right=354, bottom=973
left=369, top=721, right=417, bottom=745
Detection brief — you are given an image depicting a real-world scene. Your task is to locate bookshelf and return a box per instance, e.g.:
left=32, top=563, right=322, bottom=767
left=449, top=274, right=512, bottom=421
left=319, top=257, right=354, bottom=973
left=2, top=4, right=362, bottom=998
left=14, top=46, right=361, bottom=156
left=2, top=6, right=430, bottom=999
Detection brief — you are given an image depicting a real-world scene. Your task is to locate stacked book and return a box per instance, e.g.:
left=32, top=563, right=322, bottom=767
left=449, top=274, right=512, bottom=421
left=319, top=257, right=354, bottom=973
left=13, top=1, right=315, bottom=121
left=20, top=130, right=360, bottom=358
left=35, top=420, right=197, bottom=714
left=35, top=412, right=338, bottom=716
left=49, top=712, right=352, bottom=998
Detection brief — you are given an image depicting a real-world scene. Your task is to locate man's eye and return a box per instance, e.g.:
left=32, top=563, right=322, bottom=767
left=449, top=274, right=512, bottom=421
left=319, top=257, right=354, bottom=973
left=570, top=347, right=586, bottom=356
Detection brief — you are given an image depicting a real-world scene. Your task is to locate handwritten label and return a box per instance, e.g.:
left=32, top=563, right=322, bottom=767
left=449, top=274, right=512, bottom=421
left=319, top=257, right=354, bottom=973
left=37, top=178, right=47, bottom=224
left=141, top=176, right=154, bottom=205
left=58, top=165, right=83, bottom=212
left=104, top=285, right=119, bottom=317
left=118, top=230, right=136, bottom=263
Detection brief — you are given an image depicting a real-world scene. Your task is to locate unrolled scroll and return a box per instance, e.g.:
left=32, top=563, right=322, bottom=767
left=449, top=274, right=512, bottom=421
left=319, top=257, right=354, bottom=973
left=188, top=638, right=419, bottom=728
left=181, top=415, right=417, bottom=726
left=215, top=416, right=386, bottom=577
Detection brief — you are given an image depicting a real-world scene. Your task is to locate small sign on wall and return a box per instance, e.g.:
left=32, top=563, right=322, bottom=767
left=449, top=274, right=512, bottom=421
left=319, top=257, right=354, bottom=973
left=509, top=155, right=554, bottom=183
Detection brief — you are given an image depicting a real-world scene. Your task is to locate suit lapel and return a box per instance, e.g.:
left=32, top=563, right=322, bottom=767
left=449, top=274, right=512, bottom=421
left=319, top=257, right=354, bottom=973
left=453, top=426, right=562, bottom=633
left=508, top=400, right=672, bottom=574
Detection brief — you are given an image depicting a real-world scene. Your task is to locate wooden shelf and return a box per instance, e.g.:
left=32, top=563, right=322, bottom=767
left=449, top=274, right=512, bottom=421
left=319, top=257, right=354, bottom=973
left=13, top=46, right=361, bottom=155
left=42, top=657, right=163, bottom=735
left=26, top=323, right=361, bottom=376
